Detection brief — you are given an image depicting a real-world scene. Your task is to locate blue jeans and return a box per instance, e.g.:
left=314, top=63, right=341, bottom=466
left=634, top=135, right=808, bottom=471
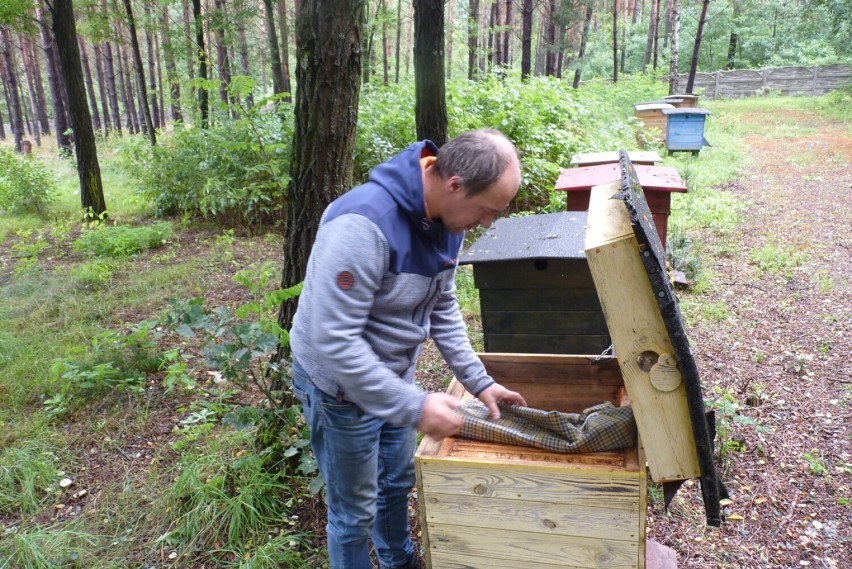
left=291, top=359, right=418, bottom=569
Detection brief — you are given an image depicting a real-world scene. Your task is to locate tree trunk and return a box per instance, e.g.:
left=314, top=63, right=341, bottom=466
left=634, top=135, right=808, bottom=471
left=545, top=0, right=557, bottom=76
left=413, top=0, right=447, bottom=146
left=237, top=18, right=254, bottom=107
left=663, top=0, right=671, bottom=49
left=123, top=0, right=156, bottom=143
left=468, top=0, right=479, bottom=79
left=520, top=0, right=532, bottom=79
left=161, top=7, right=183, bottom=122
left=643, top=0, right=657, bottom=71
left=213, top=0, right=233, bottom=114
left=502, top=0, right=512, bottom=67
left=612, top=0, right=618, bottom=82
left=262, top=0, right=287, bottom=96
left=493, top=0, right=502, bottom=66
left=686, top=0, right=710, bottom=94
left=155, top=25, right=165, bottom=127
left=0, top=27, right=24, bottom=152
left=487, top=2, right=496, bottom=69
left=192, top=0, right=209, bottom=127
left=277, top=0, right=292, bottom=99
left=118, top=36, right=140, bottom=133
left=573, top=1, right=594, bottom=88
left=78, top=37, right=102, bottom=134
left=38, top=8, right=70, bottom=150
left=93, top=44, right=112, bottom=135
left=382, top=0, right=389, bottom=85
left=50, top=0, right=106, bottom=219
left=142, top=3, right=160, bottom=129
left=726, top=32, right=737, bottom=70
left=395, top=0, right=401, bottom=82
left=26, top=36, right=51, bottom=136
left=102, top=39, right=122, bottom=135
left=668, top=0, right=681, bottom=94
left=654, top=0, right=663, bottom=68
left=0, top=99, right=4, bottom=139
left=20, top=36, right=43, bottom=146
left=182, top=0, right=195, bottom=92
left=277, top=0, right=365, bottom=341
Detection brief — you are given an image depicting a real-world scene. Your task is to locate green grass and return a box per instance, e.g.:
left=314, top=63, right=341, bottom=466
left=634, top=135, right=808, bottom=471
left=0, top=434, right=62, bottom=516
left=0, top=523, right=103, bottom=569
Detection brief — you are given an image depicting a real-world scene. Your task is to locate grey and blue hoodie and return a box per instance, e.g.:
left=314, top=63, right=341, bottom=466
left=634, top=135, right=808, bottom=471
left=289, top=141, right=495, bottom=428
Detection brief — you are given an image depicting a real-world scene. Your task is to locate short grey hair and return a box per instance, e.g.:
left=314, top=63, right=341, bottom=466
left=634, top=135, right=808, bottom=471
left=433, top=129, right=519, bottom=196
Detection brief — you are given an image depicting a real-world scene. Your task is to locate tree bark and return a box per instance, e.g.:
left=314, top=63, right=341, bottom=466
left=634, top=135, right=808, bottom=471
left=142, top=3, right=160, bottom=129
left=50, top=0, right=106, bottom=218
left=468, top=0, right=479, bottom=79
left=668, top=0, right=681, bottom=94
left=25, top=35, right=51, bottom=136
left=117, top=35, right=140, bottom=133
left=38, top=8, right=70, bottom=149
left=395, top=0, right=401, bottom=82
left=686, top=0, right=710, bottom=94
left=520, top=0, right=532, bottom=79
left=413, top=0, right=447, bottom=146
left=93, top=44, right=112, bottom=135
left=78, top=38, right=102, bottom=134
left=262, top=0, right=287, bottom=96
left=123, top=0, right=156, bottom=143
left=643, top=0, right=657, bottom=71
left=573, top=1, right=594, bottom=88
left=382, top=0, right=389, bottom=85
left=20, top=35, right=43, bottom=146
left=0, top=27, right=24, bottom=152
left=192, top=0, right=209, bottom=127
left=545, top=0, right=558, bottom=76
left=277, top=0, right=365, bottom=341
left=213, top=0, right=233, bottom=114
left=612, top=0, right=618, bottom=82
left=502, top=0, right=512, bottom=67
left=161, top=7, right=183, bottom=122
left=237, top=17, right=254, bottom=107
left=155, top=23, right=165, bottom=127
left=102, top=39, right=122, bottom=135
left=276, top=0, right=292, bottom=98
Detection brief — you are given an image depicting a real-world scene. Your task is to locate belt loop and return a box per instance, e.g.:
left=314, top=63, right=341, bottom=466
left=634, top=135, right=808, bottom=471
left=336, top=390, right=345, bottom=404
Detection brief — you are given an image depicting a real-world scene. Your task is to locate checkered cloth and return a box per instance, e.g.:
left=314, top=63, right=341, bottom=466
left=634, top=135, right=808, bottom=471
left=454, top=400, right=636, bottom=453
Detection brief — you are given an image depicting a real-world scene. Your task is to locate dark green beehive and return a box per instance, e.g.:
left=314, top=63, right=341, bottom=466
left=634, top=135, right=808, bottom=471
left=460, top=212, right=610, bottom=355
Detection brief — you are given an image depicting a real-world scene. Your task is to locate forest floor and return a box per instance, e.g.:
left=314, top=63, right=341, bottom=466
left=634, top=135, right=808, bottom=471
left=414, top=107, right=852, bottom=568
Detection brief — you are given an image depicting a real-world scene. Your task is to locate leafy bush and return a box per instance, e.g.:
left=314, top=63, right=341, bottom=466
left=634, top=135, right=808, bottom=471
left=0, top=149, right=58, bottom=215
left=115, top=106, right=291, bottom=227
left=73, top=222, right=173, bottom=257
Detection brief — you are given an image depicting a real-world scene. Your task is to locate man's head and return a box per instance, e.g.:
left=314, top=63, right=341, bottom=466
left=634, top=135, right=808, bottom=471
left=427, top=129, right=521, bottom=235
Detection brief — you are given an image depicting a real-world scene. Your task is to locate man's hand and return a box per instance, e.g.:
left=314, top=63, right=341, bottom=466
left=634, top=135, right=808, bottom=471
left=417, top=393, right=463, bottom=440
left=477, top=383, right=527, bottom=421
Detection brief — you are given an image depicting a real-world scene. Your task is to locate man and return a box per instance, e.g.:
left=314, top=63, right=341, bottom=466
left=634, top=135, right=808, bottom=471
left=290, top=129, right=527, bottom=569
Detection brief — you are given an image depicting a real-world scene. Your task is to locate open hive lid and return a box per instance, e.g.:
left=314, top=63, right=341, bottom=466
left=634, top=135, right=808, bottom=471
left=584, top=150, right=724, bottom=527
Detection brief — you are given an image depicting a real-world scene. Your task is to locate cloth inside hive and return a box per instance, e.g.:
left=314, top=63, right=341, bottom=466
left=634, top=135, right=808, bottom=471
left=454, top=400, right=637, bottom=453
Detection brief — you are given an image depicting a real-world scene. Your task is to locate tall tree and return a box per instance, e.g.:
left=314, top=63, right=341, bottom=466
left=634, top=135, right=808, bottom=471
left=394, top=0, right=401, bottom=82
left=93, top=43, right=112, bottom=134
left=262, top=0, right=286, bottom=95
left=122, top=0, right=155, bottom=144
left=413, top=0, right=446, bottom=146
left=277, top=0, right=365, bottom=342
left=668, top=0, right=681, bottom=94
left=192, top=0, right=208, bottom=127
left=573, top=0, right=593, bottom=88
left=520, top=0, right=533, bottom=79
left=0, top=26, right=24, bottom=152
left=78, top=37, right=102, bottom=133
left=20, top=35, right=43, bottom=146
left=611, top=0, right=618, bottom=81
left=213, top=0, right=233, bottom=113
left=49, top=0, right=106, bottom=218
left=38, top=7, right=70, bottom=150
left=276, top=0, right=291, bottom=98
left=142, top=2, right=160, bottom=129
left=24, top=35, right=51, bottom=136
left=643, top=0, right=658, bottom=70
left=467, top=0, right=479, bottom=79
left=236, top=12, right=254, bottom=107
left=686, top=0, right=710, bottom=93
left=161, top=6, right=182, bottom=122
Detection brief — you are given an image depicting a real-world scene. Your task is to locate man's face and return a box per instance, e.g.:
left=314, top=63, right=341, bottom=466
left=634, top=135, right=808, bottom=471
left=441, top=168, right=520, bottom=235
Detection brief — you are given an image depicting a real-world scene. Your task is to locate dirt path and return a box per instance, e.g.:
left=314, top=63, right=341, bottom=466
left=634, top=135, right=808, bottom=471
left=646, top=111, right=851, bottom=568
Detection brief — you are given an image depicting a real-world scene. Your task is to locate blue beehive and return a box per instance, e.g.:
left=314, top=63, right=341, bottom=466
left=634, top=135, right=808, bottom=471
left=662, top=108, right=711, bottom=155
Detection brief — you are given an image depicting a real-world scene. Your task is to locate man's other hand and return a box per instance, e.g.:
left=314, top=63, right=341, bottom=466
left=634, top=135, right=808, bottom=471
left=417, top=393, right=463, bottom=440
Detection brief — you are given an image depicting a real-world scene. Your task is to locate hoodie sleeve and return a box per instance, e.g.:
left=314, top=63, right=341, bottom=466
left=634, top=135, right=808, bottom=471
left=306, top=213, right=428, bottom=427
left=429, top=268, right=495, bottom=397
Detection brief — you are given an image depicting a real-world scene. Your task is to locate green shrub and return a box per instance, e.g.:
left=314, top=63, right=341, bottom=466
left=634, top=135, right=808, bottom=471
left=67, top=259, right=116, bottom=290
left=115, top=108, right=291, bottom=227
left=0, top=149, right=58, bottom=215
left=73, top=222, right=173, bottom=257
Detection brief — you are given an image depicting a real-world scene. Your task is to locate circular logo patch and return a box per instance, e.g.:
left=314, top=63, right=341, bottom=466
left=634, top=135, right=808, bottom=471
left=336, top=271, right=355, bottom=290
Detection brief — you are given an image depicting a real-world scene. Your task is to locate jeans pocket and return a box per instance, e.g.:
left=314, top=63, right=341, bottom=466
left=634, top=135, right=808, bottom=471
left=320, top=400, right=366, bottom=428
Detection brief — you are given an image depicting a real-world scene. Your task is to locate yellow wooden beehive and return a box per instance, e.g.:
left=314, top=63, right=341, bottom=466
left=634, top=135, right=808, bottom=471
left=415, top=156, right=721, bottom=569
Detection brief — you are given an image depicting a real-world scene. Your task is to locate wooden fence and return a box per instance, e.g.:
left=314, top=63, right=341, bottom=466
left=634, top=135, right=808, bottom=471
left=677, top=64, right=852, bottom=99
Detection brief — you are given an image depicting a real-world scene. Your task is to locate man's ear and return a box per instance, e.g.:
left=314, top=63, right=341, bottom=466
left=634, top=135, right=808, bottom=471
left=447, top=175, right=464, bottom=194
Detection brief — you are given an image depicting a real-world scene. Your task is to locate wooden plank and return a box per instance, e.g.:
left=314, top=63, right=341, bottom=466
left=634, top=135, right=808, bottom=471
left=482, top=310, right=608, bottom=335
left=584, top=181, right=701, bottom=483
left=414, top=456, right=434, bottom=569
left=483, top=382, right=627, bottom=413
left=426, top=524, right=641, bottom=568
left=484, top=334, right=611, bottom=355
left=478, top=353, right=623, bottom=383
left=555, top=164, right=688, bottom=194
left=479, top=288, right=602, bottom=312
left=429, top=550, right=567, bottom=569
left=417, top=460, right=642, bottom=505
left=473, top=260, right=595, bottom=289
left=445, top=439, right=629, bottom=467
left=570, top=150, right=663, bottom=167
left=422, top=492, right=640, bottom=540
